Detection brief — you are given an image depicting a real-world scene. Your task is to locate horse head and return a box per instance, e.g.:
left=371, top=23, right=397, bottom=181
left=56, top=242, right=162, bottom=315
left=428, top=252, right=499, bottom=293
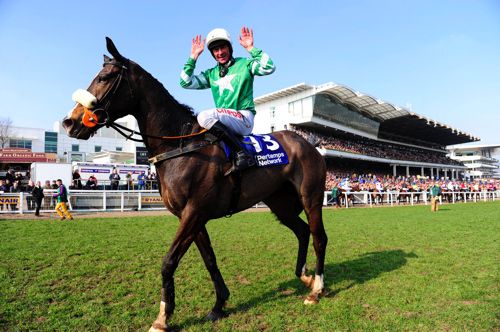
left=62, top=37, right=137, bottom=139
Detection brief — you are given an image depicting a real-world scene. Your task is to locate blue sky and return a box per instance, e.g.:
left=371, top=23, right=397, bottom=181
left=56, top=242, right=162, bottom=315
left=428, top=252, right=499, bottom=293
left=0, top=0, right=498, bottom=144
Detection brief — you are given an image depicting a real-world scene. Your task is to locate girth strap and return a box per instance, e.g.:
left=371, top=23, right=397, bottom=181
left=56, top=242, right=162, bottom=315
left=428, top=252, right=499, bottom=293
left=148, top=140, right=215, bottom=164
left=225, top=172, right=242, bottom=217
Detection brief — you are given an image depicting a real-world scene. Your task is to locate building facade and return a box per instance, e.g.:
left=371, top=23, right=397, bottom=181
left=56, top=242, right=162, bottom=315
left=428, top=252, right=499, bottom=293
left=253, top=82, right=478, bottom=179
left=1, top=115, right=144, bottom=173
left=447, top=144, right=500, bottom=179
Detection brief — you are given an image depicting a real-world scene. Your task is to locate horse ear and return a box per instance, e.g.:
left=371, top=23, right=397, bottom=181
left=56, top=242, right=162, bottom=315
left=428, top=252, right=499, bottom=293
left=105, top=37, right=125, bottom=62
left=103, top=54, right=112, bottom=62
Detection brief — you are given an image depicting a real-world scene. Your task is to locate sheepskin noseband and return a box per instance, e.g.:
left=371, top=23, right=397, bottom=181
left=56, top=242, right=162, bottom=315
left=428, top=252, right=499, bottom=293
left=72, top=89, right=97, bottom=109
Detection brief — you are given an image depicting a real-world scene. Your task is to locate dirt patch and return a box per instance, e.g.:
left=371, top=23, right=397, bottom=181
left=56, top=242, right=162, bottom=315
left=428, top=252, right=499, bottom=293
left=0, top=207, right=272, bottom=220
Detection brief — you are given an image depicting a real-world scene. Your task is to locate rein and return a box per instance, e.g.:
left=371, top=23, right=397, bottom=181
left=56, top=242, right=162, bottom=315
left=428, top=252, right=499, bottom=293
left=107, top=121, right=208, bottom=142
left=81, top=60, right=208, bottom=143
left=78, top=59, right=215, bottom=163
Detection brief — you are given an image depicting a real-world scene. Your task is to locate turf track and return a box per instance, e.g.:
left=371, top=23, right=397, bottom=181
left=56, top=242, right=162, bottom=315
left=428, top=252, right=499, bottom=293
left=1, top=201, right=498, bottom=331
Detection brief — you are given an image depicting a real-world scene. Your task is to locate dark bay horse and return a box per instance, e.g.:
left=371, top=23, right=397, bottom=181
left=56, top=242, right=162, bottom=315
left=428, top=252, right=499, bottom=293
left=62, top=38, right=327, bottom=331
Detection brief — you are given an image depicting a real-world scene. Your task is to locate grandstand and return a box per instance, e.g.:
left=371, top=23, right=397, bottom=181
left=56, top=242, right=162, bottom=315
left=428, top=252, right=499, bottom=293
left=253, top=82, right=479, bottom=183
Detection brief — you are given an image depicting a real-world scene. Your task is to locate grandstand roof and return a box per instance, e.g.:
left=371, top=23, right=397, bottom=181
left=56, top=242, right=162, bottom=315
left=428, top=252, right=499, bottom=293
left=255, top=82, right=480, bottom=146
left=255, top=83, right=313, bottom=104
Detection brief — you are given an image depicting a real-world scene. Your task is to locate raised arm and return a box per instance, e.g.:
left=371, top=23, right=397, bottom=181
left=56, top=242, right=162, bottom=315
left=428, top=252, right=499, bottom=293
left=190, top=34, right=205, bottom=61
left=240, top=26, right=276, bottom=76
left=180, top=34, right=211, bottom=90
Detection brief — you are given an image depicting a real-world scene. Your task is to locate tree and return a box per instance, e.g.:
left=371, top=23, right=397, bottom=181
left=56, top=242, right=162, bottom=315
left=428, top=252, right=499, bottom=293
left=0, top=117, right=12, bottom=149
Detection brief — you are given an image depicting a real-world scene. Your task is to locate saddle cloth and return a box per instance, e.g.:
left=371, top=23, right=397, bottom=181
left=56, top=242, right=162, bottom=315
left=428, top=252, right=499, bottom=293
left=222, top=134, right=289, bottom=167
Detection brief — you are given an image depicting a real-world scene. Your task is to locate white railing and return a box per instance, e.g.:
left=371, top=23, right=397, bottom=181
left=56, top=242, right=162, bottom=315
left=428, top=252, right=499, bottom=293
left=0, top=190, right=164, bottom=215
left=0, top=189, right=498, bottom=215
left=70, top=179, right=159, bottom=191
left=323, top=190, right=500, bottom=208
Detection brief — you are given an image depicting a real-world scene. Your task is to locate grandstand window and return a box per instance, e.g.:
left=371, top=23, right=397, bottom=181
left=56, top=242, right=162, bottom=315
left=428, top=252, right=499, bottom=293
left=288, top=101, right=295, bottom=115
left=116, top=147, right=122, bottom=151
left=304, top=97, right=313, bottom=116
left=289, top=99, right=303, bottom=116
left=313, top=93, right=380, bottom=136
left=95, top=145, right=102, bottom=152
left=44, top=131, right=58, bottom=153
left=72, top=144, right=79, bottom=152
left=270, top=106, right=276, bottom=119
left=9, top=138, right=32, bottom=149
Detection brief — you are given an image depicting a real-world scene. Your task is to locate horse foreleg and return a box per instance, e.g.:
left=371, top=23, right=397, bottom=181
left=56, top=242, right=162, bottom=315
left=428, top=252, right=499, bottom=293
left=194, top=226, right=230, bottom=321
left=149, top=219, right=200, bottom=332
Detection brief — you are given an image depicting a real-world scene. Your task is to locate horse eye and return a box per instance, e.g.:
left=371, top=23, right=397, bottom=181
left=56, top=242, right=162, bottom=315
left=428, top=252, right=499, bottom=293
left=98, top=72, right=116, bottom=82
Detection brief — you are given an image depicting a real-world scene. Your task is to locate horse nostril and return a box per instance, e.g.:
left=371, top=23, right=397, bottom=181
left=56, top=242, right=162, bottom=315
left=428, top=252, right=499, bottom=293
left=62, top=117, right=74, bottom=129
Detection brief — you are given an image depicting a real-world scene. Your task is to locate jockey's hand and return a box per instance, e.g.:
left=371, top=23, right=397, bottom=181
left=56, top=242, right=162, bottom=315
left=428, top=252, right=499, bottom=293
left=239, top=26, right=254, bottom=52
left=191, top=35, right=205, bottom=61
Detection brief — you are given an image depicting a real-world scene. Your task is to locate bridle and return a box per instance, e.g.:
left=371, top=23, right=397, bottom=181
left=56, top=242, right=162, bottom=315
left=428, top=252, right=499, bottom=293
left=80, top=60, right=130, bottom=129
left=80, top=59, right=207, bottom=143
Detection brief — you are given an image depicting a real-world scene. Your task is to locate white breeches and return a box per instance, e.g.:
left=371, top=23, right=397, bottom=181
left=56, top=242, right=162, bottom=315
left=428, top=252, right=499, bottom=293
left=197, top=108, right=254, bottom=136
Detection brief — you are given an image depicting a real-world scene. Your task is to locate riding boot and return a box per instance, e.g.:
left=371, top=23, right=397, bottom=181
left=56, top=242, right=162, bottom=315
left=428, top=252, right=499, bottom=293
left=209, top=122, right=255, bottom=174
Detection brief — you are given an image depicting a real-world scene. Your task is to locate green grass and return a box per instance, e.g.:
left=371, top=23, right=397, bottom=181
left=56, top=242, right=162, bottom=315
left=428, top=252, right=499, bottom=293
left=1, top=202, right=499, bottom=331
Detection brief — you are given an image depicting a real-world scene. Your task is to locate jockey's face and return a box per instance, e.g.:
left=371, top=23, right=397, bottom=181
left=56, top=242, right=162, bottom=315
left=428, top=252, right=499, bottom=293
left=212, top=44, right=231, bottom=65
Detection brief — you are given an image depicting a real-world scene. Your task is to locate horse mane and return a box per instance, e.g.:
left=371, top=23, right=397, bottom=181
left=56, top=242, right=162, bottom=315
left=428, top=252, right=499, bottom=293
left=131, top=60, right=197, bottom=126
left=141, top=67, right=195, bottom=114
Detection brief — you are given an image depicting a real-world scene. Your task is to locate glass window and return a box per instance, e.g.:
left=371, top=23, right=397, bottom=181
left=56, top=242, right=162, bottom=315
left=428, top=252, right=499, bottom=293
left=289, top=100, right=302, bottom=116
left=116, top=147, right=122, bottom=152
left=44, top=131, right=58, bottom=153
left=9, top=139, right=32, bottom=149
left=45, top=142, right=57, bottom=153
left=95, top=146, right=102, bottom=152
left=72, top=144, right=79, bottom=152
left=313, top=93, right=380, bottom=136
left=270, top=107, right=276, bottom=119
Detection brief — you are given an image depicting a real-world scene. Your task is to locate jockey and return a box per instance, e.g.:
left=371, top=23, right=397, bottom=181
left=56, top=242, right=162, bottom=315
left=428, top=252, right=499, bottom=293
left=180, top=26, right=276, bottom=173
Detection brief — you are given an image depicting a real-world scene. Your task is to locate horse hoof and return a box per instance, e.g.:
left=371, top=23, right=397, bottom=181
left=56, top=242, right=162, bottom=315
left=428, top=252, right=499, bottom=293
left=303, top=294, right=319, bottom=305
left=206, top=310, right=228, bottom=321
left=149, top=322, right=170, bottom=332
left=300, top=274, right=315, bottom=289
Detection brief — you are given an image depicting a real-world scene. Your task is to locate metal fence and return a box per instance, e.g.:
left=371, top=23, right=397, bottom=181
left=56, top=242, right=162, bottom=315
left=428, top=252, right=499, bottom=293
left=0, top=189, right=498, bottom=215
left=0, top=190, right=164, bottom=214
left=324, top=190, right=500, bottom=208
left=71, top=179, right=159, bottom=191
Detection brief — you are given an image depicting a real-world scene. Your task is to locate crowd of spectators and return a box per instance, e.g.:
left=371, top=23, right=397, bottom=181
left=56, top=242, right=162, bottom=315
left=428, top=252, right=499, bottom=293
left=0, top=168, right=159, bottom=194
left=291, top=126, right=463, bottom=166
left=0, top=169, right=29, bottom=193
left=325, top=168, right=499, bottom=193
left=0, top=167, right=160, bottom=211
left=70, top=168, right=158, bottom=190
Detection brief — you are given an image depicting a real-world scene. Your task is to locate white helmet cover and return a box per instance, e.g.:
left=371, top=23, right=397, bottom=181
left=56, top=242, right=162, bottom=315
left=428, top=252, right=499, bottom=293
left=206, top=28, right=232, bottom=50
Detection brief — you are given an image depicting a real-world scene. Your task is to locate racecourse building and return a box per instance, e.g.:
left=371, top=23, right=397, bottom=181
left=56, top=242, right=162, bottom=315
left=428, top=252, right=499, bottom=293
left=447, top=144, right=500, bottom=179
left=253, top=82, right=479, bottom=180
left=0, top=115, right=146, bottom=176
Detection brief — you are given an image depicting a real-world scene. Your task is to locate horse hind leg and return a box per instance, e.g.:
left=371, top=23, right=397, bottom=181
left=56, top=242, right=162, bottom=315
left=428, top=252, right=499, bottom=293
left=303, top=203, right=327, bottom=304
left=265, top=182, right=327, bottom=305
left=299, top=187, right=328, bottom=304
left=263, top=186, right=311, bottom=287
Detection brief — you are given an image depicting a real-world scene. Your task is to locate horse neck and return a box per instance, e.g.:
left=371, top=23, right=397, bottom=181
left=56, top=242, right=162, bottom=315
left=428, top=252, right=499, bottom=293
left=133, top=72, right=198, bottom=155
